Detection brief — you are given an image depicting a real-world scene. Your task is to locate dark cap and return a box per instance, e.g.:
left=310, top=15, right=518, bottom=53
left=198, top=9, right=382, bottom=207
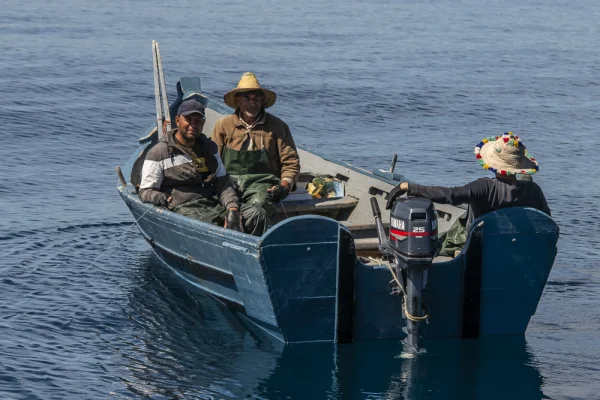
left=177, top=99, right=206, bottom=117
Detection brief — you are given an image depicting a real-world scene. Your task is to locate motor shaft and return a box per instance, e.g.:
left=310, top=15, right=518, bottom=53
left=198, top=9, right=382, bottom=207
left=405, top=264, right=424, bottom=348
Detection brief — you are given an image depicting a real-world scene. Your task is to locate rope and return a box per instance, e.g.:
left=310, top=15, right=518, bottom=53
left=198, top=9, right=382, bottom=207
left=280, top=199, right=289, bottom=219
left=404, top=299, right=429, bottom=322
left=385, top=261, right=429, bottom=322
left=80, top=207, right=152, bottom=275
left=8, top=206, right=152, bottom=310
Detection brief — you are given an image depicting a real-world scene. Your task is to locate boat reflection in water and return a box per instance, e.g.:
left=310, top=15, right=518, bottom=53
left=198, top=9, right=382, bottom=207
left=255, top=337, right=546, bottom=400
left=117, top=252, right=547, bottom=400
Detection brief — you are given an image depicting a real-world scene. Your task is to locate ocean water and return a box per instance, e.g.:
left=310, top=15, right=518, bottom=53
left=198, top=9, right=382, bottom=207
left=1, top=0, right=599, bottom=398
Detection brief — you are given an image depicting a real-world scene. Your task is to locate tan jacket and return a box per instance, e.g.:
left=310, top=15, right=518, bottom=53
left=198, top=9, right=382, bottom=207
left=211, top=110, right=300, bottom=185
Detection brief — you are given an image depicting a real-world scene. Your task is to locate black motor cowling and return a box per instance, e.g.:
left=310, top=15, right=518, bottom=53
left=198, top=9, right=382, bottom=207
left=389, top=197, right=438, bottom=259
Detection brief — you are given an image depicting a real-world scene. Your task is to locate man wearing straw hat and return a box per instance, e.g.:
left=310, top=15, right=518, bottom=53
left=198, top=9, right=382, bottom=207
left=139, top=99, right=245, bottom=231
left=385, top=132, right=551, bottom=255
left=212, top=72, right=300, bottom=236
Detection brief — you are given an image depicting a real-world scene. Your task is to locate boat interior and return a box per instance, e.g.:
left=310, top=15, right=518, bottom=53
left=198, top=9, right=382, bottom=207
left=272, top=148, right=466, bottom=262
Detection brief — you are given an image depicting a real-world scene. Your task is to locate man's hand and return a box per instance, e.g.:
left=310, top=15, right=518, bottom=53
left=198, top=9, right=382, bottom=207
left=385, top=182, right=409, bottom=210
left=267, top=180, right=290, bottom=202
left=224, top=208, right=243, bottom=232
left=154, top=193, right=172, bottom=207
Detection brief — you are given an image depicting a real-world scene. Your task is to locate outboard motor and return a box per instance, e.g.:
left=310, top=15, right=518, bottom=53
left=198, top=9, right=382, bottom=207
left=389, top=198, right=438, bottom=258
left=371, top=196, right=439, bottom=349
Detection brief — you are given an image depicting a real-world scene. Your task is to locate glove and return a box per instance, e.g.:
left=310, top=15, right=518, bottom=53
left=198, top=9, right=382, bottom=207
left=267, top=185, right=290, bottom=202
left=153, top=192, right=170, bottom=207
left=225, top=209, right=243, bottom=232
left=385, top=184, right=406, bottom=210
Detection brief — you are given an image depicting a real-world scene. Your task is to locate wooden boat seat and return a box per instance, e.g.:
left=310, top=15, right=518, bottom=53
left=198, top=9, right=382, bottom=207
left=275, top=195, right=359, bottom=214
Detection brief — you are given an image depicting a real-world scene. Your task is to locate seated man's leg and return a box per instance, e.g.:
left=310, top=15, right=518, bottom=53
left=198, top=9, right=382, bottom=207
left=241, top=202, right=269, bottom=236
left=171, top=197, right=226, bottom=226
left=240, top=184, right=274, bottom=236
left=439, top=213, right=467, bottom=257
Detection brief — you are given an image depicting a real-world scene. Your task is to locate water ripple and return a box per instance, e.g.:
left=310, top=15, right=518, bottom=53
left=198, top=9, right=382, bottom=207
left=2, top=0, right=600, bottom=398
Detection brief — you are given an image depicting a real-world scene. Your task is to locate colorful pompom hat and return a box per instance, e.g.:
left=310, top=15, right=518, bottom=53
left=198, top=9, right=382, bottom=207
left=474, top=132, right=539, bottom=176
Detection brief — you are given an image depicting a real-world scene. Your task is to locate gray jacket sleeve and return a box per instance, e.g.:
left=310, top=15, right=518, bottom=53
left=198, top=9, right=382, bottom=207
left=138, top=144, right=169, bottom=206
left=210, top=142, right=240, bottom=210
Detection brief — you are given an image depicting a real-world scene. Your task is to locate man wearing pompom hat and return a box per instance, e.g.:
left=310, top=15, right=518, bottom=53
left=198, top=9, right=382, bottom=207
left=386, top=132, right=551, bottom=255
left=212, top=72, right=300, bottom=235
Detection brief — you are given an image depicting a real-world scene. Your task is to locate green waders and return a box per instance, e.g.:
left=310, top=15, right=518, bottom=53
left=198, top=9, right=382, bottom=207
left=439, top=212, right=468, bottom=257
left=171, top=197, right=227, bottom=225
left=221, top=141, right=279, bottom=236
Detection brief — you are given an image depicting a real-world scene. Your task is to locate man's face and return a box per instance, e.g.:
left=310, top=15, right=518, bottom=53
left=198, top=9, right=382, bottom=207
left=176, top=113, right=205, bottom=140
left=236, top=90, right=264, bottom=119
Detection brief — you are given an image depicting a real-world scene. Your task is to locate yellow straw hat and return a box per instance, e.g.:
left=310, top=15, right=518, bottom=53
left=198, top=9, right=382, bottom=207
left=474, top=132, right=539, bottom=176
left=224, top=72, right=277, bottom=109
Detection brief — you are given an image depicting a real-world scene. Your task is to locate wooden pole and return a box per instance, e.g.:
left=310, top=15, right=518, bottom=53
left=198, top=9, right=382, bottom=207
left=155, top=42, right=172, bottom=131
left=152, top=40, right=164, bottom=139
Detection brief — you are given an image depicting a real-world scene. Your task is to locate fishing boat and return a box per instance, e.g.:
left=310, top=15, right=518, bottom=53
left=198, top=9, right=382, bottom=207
left=116, top=43, right=559, bottom=346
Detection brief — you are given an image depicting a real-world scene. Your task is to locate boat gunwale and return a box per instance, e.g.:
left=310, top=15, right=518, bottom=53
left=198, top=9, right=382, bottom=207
left=119, top=185, right=261, bottom=250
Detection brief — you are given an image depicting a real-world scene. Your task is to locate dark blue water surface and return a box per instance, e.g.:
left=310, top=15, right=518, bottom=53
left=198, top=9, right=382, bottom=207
left=1, top=0, right=599, bottom=398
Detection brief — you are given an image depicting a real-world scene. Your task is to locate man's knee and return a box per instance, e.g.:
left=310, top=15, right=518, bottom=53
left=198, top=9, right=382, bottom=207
left=244, top=204, right=268, bottom=221
left=243, top=204, right=269, bottom=235
left=173, top=205, right=223, bottom=225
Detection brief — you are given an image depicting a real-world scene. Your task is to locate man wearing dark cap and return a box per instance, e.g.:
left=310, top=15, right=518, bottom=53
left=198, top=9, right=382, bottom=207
left=139, top=99, right=244, bottom=230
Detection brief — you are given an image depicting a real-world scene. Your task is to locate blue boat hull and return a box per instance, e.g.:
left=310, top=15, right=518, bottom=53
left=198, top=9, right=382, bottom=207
left=119, top=186, right=558, bottom=344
